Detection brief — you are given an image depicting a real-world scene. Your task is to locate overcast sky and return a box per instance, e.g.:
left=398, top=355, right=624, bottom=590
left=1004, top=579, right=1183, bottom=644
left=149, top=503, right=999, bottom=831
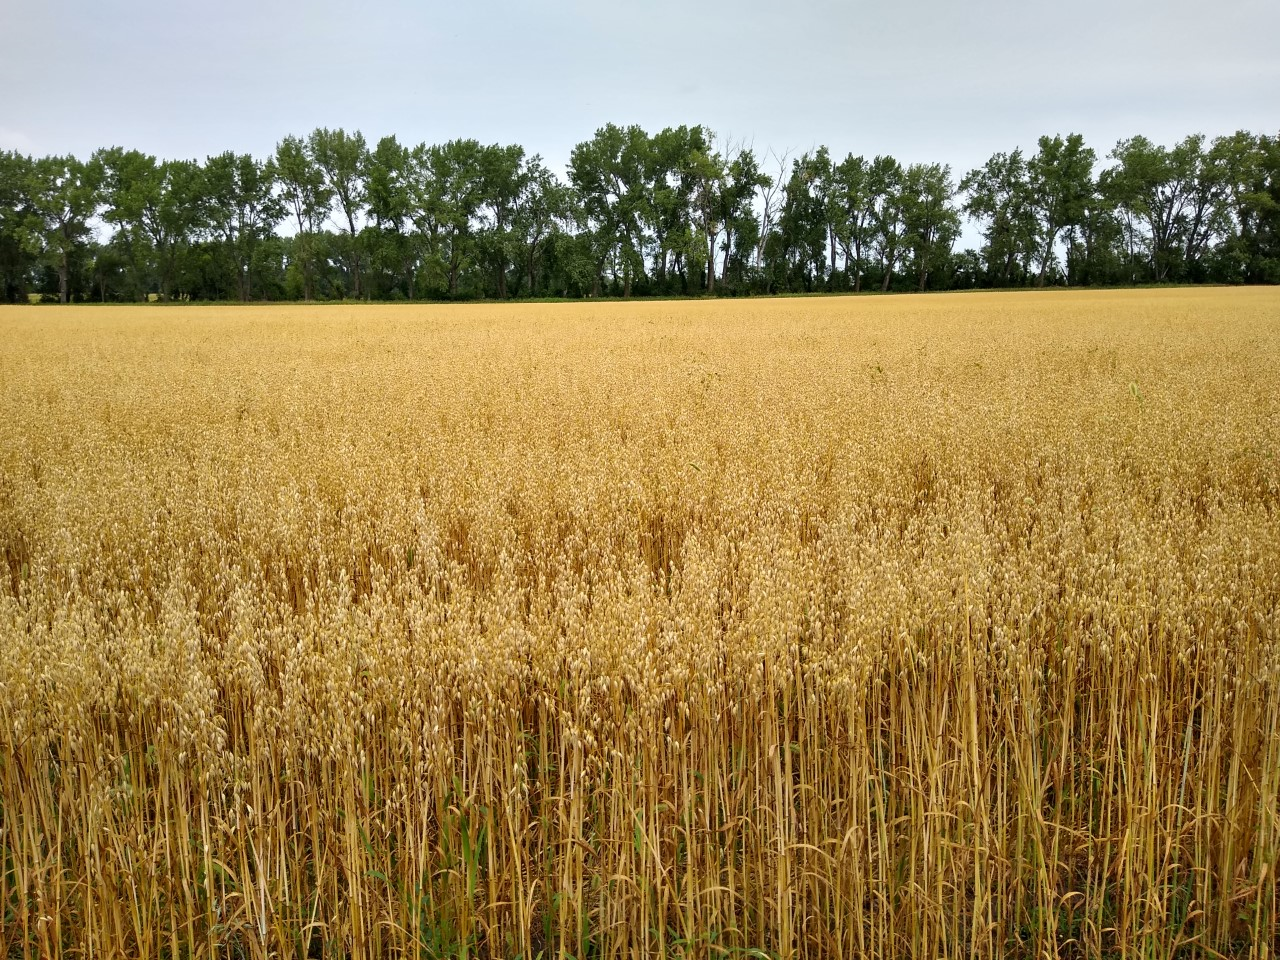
left=2, top=0, right=1277, bottom=183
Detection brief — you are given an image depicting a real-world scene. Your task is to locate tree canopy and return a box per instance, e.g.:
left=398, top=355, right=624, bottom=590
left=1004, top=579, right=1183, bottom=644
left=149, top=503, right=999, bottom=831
left=2, top=125, right=1276, bottom=302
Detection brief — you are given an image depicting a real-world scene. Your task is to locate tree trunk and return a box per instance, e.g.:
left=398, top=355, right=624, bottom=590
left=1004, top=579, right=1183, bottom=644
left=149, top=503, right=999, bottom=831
left=881, top=255, right=893, bottom=292
left=58, top=254, right=69, bottom=304
left=344, top=210, right=362, bottom=298
left=707, top=233, right=716, bottom=294
left=1037, top=226, right=1057, bottom=287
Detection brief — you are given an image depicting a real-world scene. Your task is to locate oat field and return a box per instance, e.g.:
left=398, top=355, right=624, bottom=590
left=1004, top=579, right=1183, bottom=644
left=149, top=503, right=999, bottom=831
left=1, top=289, right=1278, bottom=959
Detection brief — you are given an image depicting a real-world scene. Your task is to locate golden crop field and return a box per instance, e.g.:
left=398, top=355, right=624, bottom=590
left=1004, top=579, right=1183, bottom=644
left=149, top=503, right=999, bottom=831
left=1, top=289, right=1278, bottom=959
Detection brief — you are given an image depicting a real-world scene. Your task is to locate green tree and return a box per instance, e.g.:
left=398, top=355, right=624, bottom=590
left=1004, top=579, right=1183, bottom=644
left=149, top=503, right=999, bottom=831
left=1107, top=134, right=1229, bottom=282
left=88, top=234, right=131, bottom=302
left=365, top=135, right=421, bottom=298
left=1064, top=185, right=1125, bottom=286
left=868, top=155, right=907, bottom=292
left=775, top=150, right=831, bottom=291
left=716, top=145, right=771, bottom=294
left=0, top=151, right=36, bottom=302
left=99, top=149, right=205, bottom=301
left=542, top=227, right=598, bottom=298
left=21, top=154, right=101, bottom=303
left=4, top=125, right=1274, bottom=302
left=901, top=163, right=961, bottom=291
left=477, top=143, right=527, bottom=298
left=686, top=136, right=770, bottom=295
left=1244, top=134, right=1280, bottom=282
left=752, top=149, right=790, bottom=284
left=718, top=147, right=770, bottom=293
left=644, top=125, right=706, bottom=292
left=569, top=124, right=650, bottom=297
left=201, top=152, right=282, bottom=301
left=418, top=139, right=485, bottom=298
left=830, top=154, right=874, bottom=291
left=1214, top=132, right=1280, bottom=283
left=813, top=148, right=843, bottom=284
left=274, top=135, right=333, bottom=301
left=1028, top=134, right=1096, bottom=285
left=510, top=158, right=571, bottom=297
left=690, top=140, right=727, bottom=293
left=308, top=127, right=369, bottom=297
left=1176, top=135, right=1233, bottom=281
left=961, top=149, right=1038, bottom=286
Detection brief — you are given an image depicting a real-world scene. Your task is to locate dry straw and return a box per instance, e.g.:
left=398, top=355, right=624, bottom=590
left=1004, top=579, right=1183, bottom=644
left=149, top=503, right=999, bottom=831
left=1, top=289, right=1278, bottom=958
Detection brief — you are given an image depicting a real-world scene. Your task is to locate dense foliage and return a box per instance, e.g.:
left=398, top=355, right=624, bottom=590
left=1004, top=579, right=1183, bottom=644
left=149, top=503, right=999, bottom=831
left=1, top=126, right=1278, bottom=302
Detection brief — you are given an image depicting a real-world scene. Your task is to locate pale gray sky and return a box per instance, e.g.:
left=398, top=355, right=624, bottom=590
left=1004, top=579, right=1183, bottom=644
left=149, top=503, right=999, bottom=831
left=2, top=0, right=1277, bottom=182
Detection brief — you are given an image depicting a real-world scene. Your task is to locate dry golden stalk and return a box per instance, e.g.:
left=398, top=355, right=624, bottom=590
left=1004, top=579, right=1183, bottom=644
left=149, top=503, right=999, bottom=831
left=0, top=289, right=1277, bottom=958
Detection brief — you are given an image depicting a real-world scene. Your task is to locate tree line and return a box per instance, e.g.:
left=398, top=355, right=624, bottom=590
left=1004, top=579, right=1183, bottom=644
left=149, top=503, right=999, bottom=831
left=1, top=125, right=1277, bottom=303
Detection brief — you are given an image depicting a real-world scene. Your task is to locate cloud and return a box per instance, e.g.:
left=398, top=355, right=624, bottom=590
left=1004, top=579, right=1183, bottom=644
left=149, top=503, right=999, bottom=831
left=0, top=127, right=35, bottom=153
left=1, top=0, right=1276, bottom=172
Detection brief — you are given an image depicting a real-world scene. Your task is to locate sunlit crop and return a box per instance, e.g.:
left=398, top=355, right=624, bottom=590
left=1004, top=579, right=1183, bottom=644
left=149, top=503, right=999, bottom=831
left=1, top=289, right=1278, bottom=958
